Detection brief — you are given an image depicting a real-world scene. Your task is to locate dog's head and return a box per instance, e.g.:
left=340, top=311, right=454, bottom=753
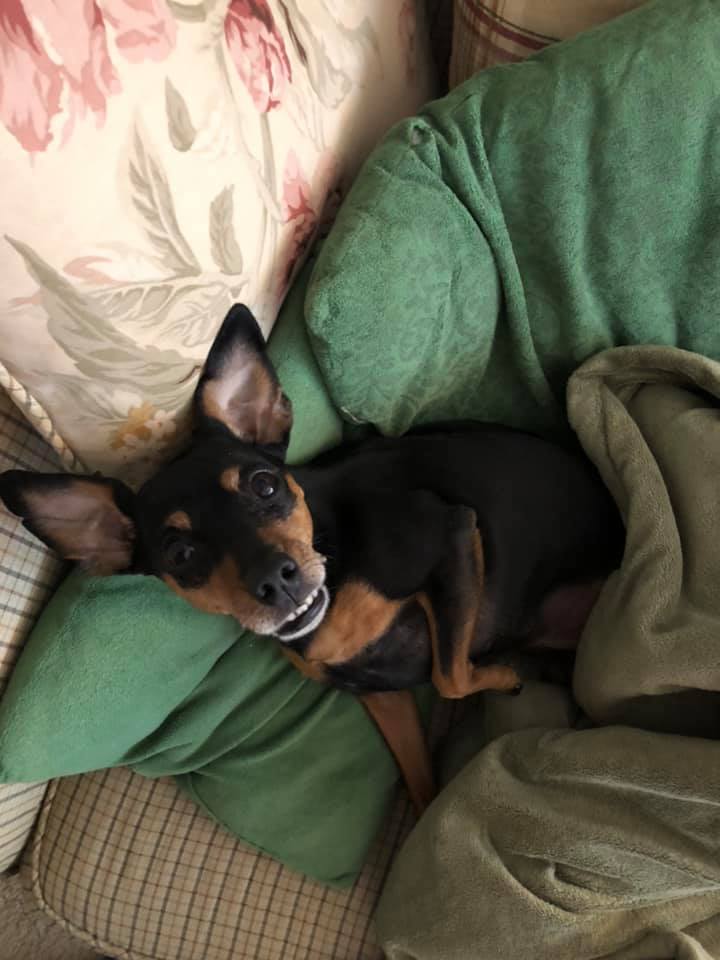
left=0, top=306, right=328, bottom=640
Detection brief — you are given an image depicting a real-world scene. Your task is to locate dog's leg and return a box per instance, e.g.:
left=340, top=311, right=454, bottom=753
left=360, top=690, right=435, bottom=815
left=419, top=507, right=522, bottom=699
left=283, top=646, right=435, bottom=813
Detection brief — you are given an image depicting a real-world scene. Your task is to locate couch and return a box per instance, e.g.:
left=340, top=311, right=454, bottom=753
left=0, top=1, right=644, bottom=957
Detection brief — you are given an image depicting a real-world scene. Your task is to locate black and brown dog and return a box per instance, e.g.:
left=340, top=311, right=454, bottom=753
left=0, top=306, right=624, bottom=811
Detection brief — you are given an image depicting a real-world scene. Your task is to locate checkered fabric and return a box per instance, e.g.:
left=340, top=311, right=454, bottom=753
left=0, top=388, right=64, bottom=872
left=449, top=0, right=645, bottom=85
left=24, top=767, right=416, bottom=960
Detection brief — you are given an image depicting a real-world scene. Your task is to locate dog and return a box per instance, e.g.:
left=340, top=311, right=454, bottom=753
left=0, top=305, right=624, bottom=812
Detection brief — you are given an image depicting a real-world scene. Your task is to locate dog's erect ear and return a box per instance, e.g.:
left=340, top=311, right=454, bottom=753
left=195, top=304, right=293, bottom=449
left=0, top=472, right=136, bottom=575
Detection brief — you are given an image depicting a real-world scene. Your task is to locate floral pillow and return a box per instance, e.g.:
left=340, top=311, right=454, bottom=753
left=0, top=0, right=432, bottom=484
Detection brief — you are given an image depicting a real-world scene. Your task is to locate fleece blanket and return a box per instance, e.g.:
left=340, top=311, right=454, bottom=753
left=375, top=346, right=720, bottom=960
left=306, top=0, right=720, bottom=441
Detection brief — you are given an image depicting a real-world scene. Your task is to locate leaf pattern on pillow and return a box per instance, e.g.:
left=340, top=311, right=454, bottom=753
left=209, top=187, right=246, bottom=276
left=7, top=238, right=197, bottom=392
left=164, top=79, right=197, bottom=151
left=129, top=129, right=202, bottom=276
left=6, top=236, right=233, bottom=481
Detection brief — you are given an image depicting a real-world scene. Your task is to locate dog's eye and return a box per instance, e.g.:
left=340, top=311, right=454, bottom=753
left=250, top=470, right=278, bottom=499
left=164, top=537, right=196, bottom=571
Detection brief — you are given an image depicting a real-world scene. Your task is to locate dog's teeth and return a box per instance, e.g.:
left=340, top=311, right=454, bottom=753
left=283, top=589, right=321, bottom=630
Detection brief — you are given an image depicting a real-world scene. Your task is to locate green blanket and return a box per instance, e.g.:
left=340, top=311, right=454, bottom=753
left=307, top=0, right=720, bottom=440
left=375, top=345, right=720, bottom=960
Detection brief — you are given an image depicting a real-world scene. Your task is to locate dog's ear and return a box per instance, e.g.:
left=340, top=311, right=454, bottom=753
left=195, top=304, right=293, bottom=450
left=0, top=472, right=136, bottom=575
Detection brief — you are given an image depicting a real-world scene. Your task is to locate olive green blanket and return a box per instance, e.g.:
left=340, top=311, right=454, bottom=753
left=375, top=345, right=720, bottom=960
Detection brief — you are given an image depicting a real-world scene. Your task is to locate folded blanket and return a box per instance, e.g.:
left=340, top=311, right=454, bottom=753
left=375, top=345, right=720, bottom=960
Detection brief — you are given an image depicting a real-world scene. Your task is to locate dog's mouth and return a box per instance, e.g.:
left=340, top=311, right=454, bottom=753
left=274, top=585, right=330, bottom=642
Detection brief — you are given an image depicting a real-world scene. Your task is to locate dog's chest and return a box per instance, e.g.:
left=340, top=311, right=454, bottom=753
left=320, top=596, right=432, bottom=694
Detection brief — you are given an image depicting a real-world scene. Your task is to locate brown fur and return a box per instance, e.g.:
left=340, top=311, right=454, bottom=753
left=165, top=510, right=192, bottom=530
left=281, top=646, right=328, bottom=683
left=361, top=691, right=435, bottom=816
left=199, top=353, right=292, bottom=445
left=418, top=591, right=520, bottom=697
left=417, top=530, right=520, bottom=697
left=219, top=467, right=240, bottom=494
left=306, top=582, right=406, bottom=665
left=163, top=555, right=265, bottom=628
left=258, top=474, right=323, bottom=577
left=22, top=480, right=134, bottom=575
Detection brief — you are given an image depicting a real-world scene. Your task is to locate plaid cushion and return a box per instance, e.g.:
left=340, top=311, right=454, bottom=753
left=449, top=0, right=645, bottom=84
left=25, top=767, right=415, bottom=960
left=0, top=387, right=63, bottom=871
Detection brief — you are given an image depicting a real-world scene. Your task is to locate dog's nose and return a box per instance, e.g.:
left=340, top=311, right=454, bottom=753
left=251, top=555, right=300, bottom=606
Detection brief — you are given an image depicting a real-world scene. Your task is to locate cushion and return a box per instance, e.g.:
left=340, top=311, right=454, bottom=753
left=0, top=0, right=433, bottom=485
left=449, top=0, right=643, bottom=81
left=0, top=388, right=63, bottom=871
left=24, top=767, right=414, bottom=960
left=306, top=0, right=720, bottom=441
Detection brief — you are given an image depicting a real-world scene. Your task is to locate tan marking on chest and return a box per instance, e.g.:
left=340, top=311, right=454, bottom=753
left=165, top=510, right=192, bottom=530
left=305, top=581, right=407, bottom=666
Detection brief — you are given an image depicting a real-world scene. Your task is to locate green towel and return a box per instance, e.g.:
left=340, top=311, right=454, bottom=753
left=307, top=0, right=720, bottom=440
left=375, top=344, right=720, bottom=959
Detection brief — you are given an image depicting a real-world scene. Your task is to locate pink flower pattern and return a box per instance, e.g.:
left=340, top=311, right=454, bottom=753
left=0, top=0, right=175, bottom=153
left=224, top=0, right=291, bottom=113
left=102, top=0, right=176, bottom=62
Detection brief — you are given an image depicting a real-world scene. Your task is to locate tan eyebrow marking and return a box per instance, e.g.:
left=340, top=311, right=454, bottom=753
left=219, top=466, right=240, bottom=493
left=165, top=510, right=192, bottom=530
left=258, top=474, right=314, bottom=554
